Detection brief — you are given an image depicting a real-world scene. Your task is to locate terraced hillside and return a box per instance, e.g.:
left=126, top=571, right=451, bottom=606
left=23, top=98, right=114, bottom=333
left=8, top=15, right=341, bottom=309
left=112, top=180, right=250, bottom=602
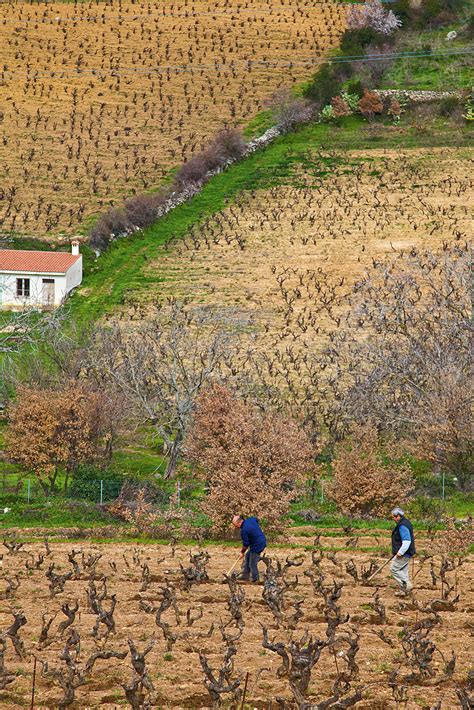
left=143, top=146, right=472, bottom=350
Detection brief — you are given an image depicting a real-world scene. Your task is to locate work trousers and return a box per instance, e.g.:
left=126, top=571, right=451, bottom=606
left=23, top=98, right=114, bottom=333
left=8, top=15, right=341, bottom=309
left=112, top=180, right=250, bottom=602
left=390, top=555, right=411, bottom=589
left=241, top=549, right=264, bottom=582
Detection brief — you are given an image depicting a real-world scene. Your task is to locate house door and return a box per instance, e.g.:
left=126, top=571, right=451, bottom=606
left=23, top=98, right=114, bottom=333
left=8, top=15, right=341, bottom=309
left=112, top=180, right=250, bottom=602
left=42, top=279, right=55, bottom=306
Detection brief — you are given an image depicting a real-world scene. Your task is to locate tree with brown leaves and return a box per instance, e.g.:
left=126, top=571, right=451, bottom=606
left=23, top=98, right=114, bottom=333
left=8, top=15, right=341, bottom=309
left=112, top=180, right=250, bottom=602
left=358, top=89, right=383, bottom=121
left=5, top=383, right=116, bottom=495
left=184, top=383, right=316, bottom=532
left=329, top=424, right=413, bottom=517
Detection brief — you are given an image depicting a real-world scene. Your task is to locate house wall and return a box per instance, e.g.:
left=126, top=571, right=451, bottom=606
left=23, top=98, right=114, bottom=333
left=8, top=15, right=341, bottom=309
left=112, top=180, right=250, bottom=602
left=65, top=256, right=83, bottom=295
left=0, top=272, right=68, bottom=309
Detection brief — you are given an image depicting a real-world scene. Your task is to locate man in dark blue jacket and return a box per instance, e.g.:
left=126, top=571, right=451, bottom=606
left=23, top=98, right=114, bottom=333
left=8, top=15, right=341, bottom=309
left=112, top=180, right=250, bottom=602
left=232, top=514, right=266, bottom=583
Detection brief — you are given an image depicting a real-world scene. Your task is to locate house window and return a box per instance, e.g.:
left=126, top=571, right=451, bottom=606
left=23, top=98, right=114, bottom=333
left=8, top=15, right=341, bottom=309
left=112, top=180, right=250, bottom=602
left=16, top=278, right=30, bottom=298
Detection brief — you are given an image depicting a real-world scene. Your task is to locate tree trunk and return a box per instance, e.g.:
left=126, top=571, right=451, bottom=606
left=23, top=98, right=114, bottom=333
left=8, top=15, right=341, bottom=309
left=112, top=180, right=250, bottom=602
left=164, top=432, right=183, bottom=480
left=64, top=468, right=70, bottom=495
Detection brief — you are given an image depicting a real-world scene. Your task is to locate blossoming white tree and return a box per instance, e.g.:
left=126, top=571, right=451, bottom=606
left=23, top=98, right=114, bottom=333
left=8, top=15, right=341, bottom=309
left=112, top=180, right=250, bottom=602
left=347, top=0, right=402, bottom=36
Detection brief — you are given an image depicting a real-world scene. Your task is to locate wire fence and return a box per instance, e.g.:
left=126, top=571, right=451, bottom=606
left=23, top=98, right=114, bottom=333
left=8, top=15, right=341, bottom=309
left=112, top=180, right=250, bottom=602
left=0, top=472, right=204, bottom=507
left=0, top=477, right=121, bottom=505
left=0, top=471, right=455, bottom=511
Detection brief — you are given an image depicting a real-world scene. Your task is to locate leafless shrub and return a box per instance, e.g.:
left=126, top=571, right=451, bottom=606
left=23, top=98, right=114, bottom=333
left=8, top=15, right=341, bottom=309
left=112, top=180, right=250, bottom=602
left=313, top=676, right=363, bottom=709
left=401, top=627, right=437, bottom=682
left=186, top=606, right=203, bottom=627
left=91, top=593, right=117, bottom=642
left=46, top=564, right=73, bottom=597
left=26, top=553, right=45, bottom=571
left=321, top=247, right=471, bottom=490
left=174, top=153, right=210, bottom=187
left=321, top=581, right=349, bottom=644
left=44, top=627, right=126, bottom=708
left=58, top=601, right=79, bottom=636
left=6, top=610, right=27, bottom=659
left=38, top=612, right=57, bottom=649
left=0, top=635, right=15, bottom=689
left=155, top=584, right=181, bottom=650
left=88, top=300, right=245, bottom=479
left=436, top=516, right=474, bottom=555
left=67, top=549, right=82, bottom=579
left=90, top=207, right=132, bottom=251
left=267, top=88, right=314, bottom=131
left=179, top=550, right=210, bottom=591
left=212, top=129, right=247, bottom=161
left=261, top=557, right=287, bottom=624
left=224, top=574, right=245, bottom=630
left=127, top=638, right=155, bottom=692
left=3, top=575, right=20, bottom=599
left=3, top=538, right=24, bottom=555
left=368, top=592, right=386, bottom=624
left=124, top=189, right=170, bottom=229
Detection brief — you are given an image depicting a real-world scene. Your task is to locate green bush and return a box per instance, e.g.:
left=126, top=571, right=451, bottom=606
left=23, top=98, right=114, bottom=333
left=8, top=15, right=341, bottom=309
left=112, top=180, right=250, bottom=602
left=406, top=495, right=447, bottom=521
left=304, top=63, right=343, bottom=107
left=413, top=471, right=442, bottom=496
left=439, top=96, right=460, bottom=116
left=465, top=13, right=474, bottom=38
left=68, top=464, right=123, bottom=502
left=345, top=79, right=365, bottom=98
left=390, top=0, right=413, bottom=24
left=340, top=28, right=385, bottom=57
left=418, top=0, right=466, bottom=24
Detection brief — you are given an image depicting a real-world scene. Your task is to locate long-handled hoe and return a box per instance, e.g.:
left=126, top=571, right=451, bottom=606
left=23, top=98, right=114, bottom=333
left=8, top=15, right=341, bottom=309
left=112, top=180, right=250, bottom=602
left=363, top=555, right=397, bottom=585
left=225, top=556, right=242, bottom=577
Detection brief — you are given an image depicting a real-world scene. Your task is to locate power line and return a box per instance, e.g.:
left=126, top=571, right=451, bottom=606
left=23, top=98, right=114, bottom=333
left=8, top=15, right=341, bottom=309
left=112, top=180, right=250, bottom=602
left=1, top=47, right=472, bottom=80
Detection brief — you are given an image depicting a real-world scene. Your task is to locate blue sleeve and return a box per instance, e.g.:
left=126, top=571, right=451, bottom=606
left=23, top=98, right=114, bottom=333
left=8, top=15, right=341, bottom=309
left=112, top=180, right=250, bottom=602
left=399, top=525, right=411, bottom=542
left=240, top=525, right=249, bottom=549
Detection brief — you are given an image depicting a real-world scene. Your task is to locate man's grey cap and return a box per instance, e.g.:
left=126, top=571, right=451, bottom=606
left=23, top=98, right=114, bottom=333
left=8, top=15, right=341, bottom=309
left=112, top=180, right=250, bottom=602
left=391, top=507, right=404, bottom=516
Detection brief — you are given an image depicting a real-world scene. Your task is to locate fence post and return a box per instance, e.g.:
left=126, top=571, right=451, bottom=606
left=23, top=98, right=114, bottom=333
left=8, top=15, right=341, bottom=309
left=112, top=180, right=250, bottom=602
left=320, top=480, right=324, bottom=504
left=100, top=480, right=103, bottom=506
left=27, top=479, right=31, bottom=504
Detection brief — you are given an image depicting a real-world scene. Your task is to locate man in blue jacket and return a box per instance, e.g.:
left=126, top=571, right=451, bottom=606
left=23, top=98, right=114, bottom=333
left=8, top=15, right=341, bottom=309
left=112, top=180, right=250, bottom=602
left=232, top=514, right=266, bottom=583
left=390, top=507, right=416, bottom=596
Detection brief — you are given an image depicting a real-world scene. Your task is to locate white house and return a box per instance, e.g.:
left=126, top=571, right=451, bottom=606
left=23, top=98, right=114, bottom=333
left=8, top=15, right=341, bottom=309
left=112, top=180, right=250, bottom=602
left=0, top=241, right=82, bottom=309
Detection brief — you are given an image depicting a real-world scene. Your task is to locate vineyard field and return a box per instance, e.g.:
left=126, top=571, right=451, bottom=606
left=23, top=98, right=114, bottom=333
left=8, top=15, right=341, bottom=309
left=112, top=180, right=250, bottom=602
left=0, top=0, right=346, bottom=237
left=144, top=146, right=472, bottom=348
left=0, top=532, right=472, bottom=708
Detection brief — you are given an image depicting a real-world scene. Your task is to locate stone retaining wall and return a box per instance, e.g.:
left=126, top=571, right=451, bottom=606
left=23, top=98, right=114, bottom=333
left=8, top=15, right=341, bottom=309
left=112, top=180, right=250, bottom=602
left=378, top=89, right=463, bottom=103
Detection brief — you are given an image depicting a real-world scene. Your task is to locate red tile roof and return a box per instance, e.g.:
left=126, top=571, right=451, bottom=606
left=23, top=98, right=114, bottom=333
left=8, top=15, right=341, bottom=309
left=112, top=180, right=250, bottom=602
left=0, top=250, right=81, bottom=274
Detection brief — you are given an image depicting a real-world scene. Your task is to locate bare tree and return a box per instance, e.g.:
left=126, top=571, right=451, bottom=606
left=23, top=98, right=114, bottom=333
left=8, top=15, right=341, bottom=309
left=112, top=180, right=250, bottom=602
left=317, top=246, right=472, bottom=489
left=0, top=307, right=67, bottom=390
left=87, top=299, right=248, bottom=478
